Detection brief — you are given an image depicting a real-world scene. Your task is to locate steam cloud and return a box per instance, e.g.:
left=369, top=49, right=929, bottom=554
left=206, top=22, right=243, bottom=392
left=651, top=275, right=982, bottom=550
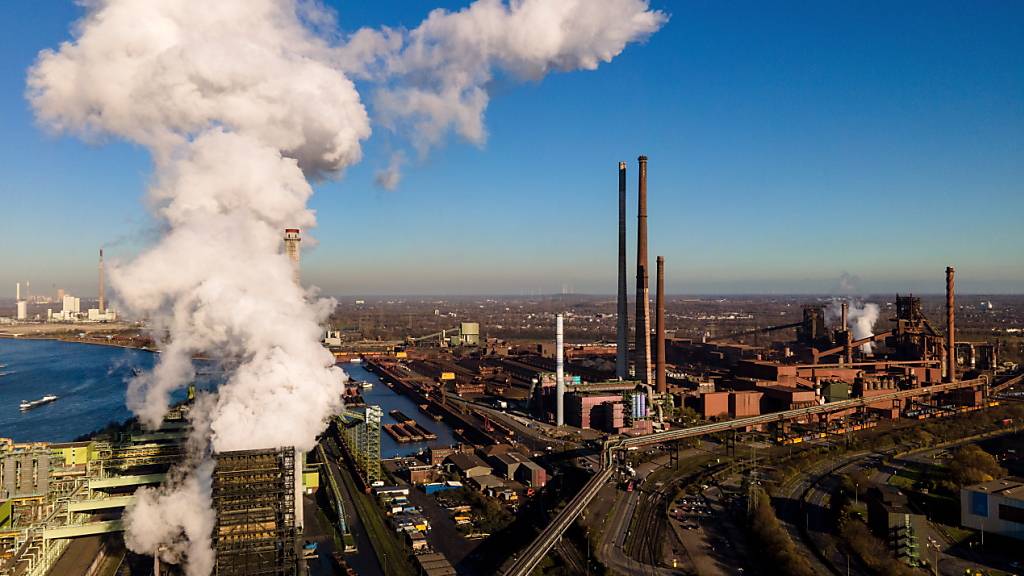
left=826, top=299, right=881, bottom=353
left=27, top=0, right=666, bottom=573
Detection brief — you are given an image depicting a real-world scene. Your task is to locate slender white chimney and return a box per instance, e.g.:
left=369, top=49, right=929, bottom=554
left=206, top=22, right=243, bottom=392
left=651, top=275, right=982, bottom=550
left=556, top=314, right=565, bottom=426
left=16, top=282, right=20, bottom=301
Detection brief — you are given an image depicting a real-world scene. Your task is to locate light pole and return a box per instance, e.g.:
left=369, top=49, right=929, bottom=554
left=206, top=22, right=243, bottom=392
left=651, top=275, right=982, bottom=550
left=854, top=481, right=859, bottom=506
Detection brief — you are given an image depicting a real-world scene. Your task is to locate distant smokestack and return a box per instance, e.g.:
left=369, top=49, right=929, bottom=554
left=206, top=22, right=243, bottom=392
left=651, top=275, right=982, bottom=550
left=655, top=255, right=666, bottom=394
left=616, top=161, right=628, bottom=379
left=16, top=282, right=20, bottom=301
left=946, top=266, right=955, bottom=382
left=284, top=228, right=301, bottom=284
left=635, top=156, right=652, bottom=384
left=840, top=300, right=848, bottom=331
left=556, top=314, right=565, bottom=426
left=98, top=248, right=106, bottom=313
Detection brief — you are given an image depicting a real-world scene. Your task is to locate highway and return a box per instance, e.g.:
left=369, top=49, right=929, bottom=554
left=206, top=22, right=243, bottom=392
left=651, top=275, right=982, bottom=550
left=502, top=376, right=989, bottom=576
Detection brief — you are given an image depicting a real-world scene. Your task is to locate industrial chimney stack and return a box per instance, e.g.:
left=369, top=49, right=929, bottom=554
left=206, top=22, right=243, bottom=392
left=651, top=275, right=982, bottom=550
left=616, top=161, right=629, bottom=379
left=556, top=314, right=565, bottom=426
left=98, top=249, right=106, bottom=313
left=284, top=228, right=301, bottom=284
left=655, top=255, right=666, bottom=394
left=635, top=156, right=652, bottom=385
left=946, top=266, right=956, bottom=382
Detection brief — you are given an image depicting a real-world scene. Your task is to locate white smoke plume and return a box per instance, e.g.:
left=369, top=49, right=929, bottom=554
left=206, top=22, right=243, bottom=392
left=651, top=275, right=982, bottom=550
left=374, top=151, right=406, bottom=191
left=826, top=299, right=881, bottom=354
left=27, top=1, right=666, bottom=574
left=347, top=0, right=668, bottom=171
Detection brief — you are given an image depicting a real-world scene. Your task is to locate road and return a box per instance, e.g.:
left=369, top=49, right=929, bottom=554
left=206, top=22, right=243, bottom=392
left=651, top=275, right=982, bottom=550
left=594, top=453, right=684, bottom=576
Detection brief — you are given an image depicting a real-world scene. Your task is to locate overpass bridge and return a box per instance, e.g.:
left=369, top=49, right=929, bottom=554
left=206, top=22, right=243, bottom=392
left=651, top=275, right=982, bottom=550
left=501, top=376, right=989, bottom=576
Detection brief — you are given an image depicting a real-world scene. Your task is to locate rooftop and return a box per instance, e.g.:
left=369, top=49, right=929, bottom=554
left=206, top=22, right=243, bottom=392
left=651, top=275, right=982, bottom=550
left=966, top=476, right=1024, bottom=497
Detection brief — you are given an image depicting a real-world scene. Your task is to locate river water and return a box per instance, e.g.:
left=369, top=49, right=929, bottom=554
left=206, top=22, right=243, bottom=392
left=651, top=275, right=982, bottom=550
left=0, top=338, right=218, bottom=443
left=342, top=362, right=458, bottom=458
left=0, top=339, right=457, bottom=455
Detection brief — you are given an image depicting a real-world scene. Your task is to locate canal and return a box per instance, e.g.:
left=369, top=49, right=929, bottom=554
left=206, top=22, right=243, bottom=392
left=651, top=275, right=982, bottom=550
left=341, top=361, right=458, bottom=458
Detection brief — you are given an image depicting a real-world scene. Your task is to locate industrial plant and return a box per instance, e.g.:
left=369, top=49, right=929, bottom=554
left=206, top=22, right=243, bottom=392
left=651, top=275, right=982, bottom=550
left=0, top=166, right=1021, bottom=576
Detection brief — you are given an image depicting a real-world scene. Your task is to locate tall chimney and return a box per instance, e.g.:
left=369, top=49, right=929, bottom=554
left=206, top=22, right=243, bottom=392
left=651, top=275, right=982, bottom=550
left=840, top=300, right=848, bottom=331
left=556, top=314, right=565, bottom=426
left=635, top=156, right=652, bottom=385
left=98, top=249, right=106, bottom=313
left=16, top=282, right=20, bottom=302
left=616, top=161, right=629, bottom=379
left=655, top=255, right=666, bottom=394
left=284, top=228, right=301, bottom=284
left=946, top=266, right=956, bottom=382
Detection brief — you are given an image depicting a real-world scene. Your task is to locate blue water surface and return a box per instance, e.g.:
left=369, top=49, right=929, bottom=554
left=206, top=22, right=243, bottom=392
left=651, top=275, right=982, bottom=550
left=343, top=362, right=458, bottom=459
left=0, top=338, right=217, bottom=443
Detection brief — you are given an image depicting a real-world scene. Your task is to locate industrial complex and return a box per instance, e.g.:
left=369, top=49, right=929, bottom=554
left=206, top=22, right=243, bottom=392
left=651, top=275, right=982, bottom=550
left=1, top=161, right=1022, bottom=576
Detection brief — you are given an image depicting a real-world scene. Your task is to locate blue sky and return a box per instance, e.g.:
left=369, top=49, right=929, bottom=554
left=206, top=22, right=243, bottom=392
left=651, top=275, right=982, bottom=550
left=1, top=1, right=1021, bottom=297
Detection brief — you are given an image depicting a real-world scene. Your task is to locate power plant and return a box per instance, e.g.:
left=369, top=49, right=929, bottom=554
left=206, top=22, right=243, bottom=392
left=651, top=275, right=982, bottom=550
left=1, top=162, right=1018, bottom=576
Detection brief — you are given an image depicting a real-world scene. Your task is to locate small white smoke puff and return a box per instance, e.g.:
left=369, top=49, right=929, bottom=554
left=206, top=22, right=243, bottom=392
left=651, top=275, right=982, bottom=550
left=826, top=299, right=881, bottom=353
left=28, top=0, right=666, bottom=573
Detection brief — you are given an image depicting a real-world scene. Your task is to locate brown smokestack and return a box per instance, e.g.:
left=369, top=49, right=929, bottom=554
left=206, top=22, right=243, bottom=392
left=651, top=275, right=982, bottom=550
left=655, top=255, right=666, bottom=394
left=946, top=266, right=956, bottom=382
left=616, top=162, right=628, bottom=379
left=635, top=155, right=652, bottom=384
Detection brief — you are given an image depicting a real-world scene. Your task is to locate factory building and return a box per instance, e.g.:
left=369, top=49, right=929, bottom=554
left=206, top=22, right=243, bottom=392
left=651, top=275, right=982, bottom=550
left=0, top=439, right=50, bottom=500
left=212, top=447, right=299, bottom=576
left=565, top=393, right=622, bottom=430
left=866, top=485, right=926, bottom=564
left=458, top=322, right=481, bottom=346
left=62, top=294, right=80, bottom=315
left=961, top=477, right=1024, bottom=541
left=446, top=452, right=492, bottom=478
left=14, top=282, right=27, bottom=321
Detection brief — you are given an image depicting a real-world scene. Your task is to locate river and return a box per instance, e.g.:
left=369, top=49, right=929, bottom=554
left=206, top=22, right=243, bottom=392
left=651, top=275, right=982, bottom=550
left=0, top=338, right=216, bottom=443
left=0, top=338, right=457, bottom=455
left=342, top=362, right=458, bottom=458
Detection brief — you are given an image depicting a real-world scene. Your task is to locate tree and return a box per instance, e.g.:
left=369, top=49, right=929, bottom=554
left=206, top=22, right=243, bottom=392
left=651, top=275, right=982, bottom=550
left=947, top=445, right=1005, bottom=487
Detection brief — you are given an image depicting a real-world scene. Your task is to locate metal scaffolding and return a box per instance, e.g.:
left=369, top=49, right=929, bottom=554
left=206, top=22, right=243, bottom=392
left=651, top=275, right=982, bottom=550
left=338, top=406, right=382, bottom=485
left=212, top=447, right=297, bottom=576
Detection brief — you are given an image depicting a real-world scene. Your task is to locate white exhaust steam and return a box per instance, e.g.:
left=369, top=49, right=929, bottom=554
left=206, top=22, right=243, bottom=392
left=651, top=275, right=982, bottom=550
left=826, top=299, right=881, bottom=353
left=27, top=1, right=666, bottom=574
